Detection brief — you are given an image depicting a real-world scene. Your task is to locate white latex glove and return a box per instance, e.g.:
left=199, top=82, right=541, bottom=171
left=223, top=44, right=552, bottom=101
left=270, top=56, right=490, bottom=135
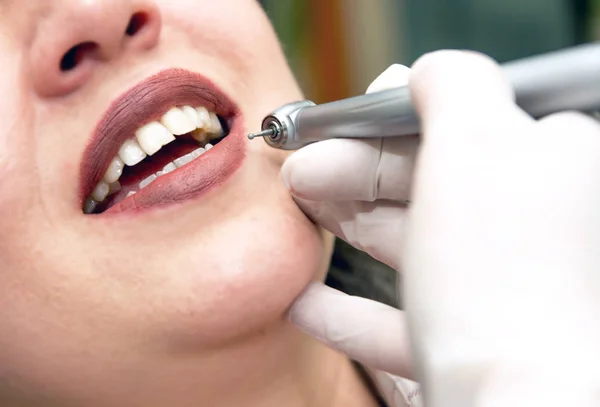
left=285, top=51, right=600, bottom=407
left=284, top=64, right=417, bottom=380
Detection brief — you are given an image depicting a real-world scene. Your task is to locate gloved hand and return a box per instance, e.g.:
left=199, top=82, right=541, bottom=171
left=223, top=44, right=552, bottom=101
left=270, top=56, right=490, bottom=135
left=284, top=51, right=600, bottom=407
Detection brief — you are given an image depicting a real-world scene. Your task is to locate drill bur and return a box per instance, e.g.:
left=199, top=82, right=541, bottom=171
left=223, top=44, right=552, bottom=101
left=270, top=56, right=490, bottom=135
left=247, top=128, right=276, bottom=140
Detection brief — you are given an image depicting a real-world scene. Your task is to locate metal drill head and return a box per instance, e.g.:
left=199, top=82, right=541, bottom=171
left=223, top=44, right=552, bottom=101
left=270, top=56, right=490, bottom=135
left=247, top=128, right=276, bottom=140
left=249, top=100, right=316, bottom=149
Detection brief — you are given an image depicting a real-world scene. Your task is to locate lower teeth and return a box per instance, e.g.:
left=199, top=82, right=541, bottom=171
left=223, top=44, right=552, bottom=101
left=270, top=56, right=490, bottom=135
left=136, top=144, right=211, bottom=191
left=139, top=174, right=157, bottom=189
left=83, top=142, right=215, bottom=213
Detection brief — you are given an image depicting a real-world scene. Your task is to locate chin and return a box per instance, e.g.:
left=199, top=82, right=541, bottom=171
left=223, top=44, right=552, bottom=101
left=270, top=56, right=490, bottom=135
left=138, top=182, right=332, bottom=350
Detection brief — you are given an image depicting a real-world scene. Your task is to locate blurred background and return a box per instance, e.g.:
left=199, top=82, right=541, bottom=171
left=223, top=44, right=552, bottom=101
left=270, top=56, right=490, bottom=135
left=258, top=0, right=600, bottom=306
left=261, top=0, right=600, bottom=104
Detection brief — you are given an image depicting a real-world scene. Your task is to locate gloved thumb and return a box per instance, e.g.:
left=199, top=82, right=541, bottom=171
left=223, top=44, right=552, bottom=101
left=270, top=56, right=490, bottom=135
left=289, top=282, right=415, bottom=380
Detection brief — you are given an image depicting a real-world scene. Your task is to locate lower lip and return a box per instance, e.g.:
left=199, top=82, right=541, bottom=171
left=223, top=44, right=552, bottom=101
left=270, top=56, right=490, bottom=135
left=104, top=113, right=246, bottom=214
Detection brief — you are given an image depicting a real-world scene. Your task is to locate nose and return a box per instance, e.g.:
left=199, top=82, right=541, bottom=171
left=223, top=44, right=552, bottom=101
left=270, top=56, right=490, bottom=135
left=29, top=0, right=161, bottom=97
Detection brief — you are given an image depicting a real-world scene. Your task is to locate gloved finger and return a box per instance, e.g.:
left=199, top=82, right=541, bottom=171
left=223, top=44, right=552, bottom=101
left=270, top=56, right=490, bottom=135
left=293, top=198, right=407, bottom=270
left=289, top=282, right=414, bottom=380
left=281, top=63, right=416, bottom=203
left=281, top=136, right=417, bottom=202
left=409, top=50, right=516, bottom=128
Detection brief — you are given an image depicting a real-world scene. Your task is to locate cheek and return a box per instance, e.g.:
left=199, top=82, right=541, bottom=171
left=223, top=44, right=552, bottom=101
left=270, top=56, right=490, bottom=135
left=159, top=0, right=299, bottom=107
left=146, top=189, right=330, bottom=350
left=162, top=202, right=327, bottom=348
left=0, top=43, right=37, bottom=220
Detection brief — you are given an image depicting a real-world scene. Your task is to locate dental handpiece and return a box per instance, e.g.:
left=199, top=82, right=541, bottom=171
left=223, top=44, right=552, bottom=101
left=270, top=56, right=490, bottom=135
left=248, top=42, right=600, bottom=150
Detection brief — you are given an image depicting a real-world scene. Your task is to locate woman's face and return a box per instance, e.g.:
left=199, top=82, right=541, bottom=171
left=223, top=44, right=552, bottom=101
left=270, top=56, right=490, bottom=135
left=0, top=0, right=331, bottom=403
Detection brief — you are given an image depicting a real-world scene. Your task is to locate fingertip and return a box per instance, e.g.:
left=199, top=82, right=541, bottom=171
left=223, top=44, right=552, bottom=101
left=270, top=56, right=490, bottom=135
left=289, top=283, right=415, bottom=379
left=281, top=139, right=381, bottom=201
left=409, top=50, right=515, bottom=120
left=288, top=283, right=346, bottom=343
left=366, top=64, right=412, bottom=94
left=280, top=144, right=322, bottom=197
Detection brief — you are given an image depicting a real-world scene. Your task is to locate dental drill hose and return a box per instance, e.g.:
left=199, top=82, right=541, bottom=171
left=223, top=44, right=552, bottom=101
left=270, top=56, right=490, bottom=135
left=248, top=42, right=600, bottom=150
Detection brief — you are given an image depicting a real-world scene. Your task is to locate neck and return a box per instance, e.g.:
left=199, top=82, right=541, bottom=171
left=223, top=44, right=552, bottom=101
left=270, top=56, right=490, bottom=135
left=116, top=321, right=379, bottom=407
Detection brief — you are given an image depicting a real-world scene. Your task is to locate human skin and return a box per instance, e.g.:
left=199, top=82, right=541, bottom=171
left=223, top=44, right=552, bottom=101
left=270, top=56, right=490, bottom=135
left=0, top=1, right=378, bottom=406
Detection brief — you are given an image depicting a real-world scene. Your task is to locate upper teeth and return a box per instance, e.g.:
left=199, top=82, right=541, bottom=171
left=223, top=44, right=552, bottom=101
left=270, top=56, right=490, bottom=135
left=83, top=105, right=224, bottom=214
left=134, top=122, right=175, bottom=157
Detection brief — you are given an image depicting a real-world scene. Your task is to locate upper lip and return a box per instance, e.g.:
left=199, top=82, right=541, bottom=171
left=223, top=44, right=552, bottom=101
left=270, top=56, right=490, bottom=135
left=79, top=68, right=239, bottom=203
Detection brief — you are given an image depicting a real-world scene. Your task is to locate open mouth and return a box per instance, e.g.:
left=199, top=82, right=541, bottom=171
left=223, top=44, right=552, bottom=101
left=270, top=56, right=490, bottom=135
left=84, top=106, right=230, bottom=214
left=80, top=69, right=245, bottom=215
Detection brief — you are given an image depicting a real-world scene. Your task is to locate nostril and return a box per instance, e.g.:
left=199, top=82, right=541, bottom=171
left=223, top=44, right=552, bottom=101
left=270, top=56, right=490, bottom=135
left=60, top=42, right=98, bottom=71
left=125, top=12, right=149, bottom=36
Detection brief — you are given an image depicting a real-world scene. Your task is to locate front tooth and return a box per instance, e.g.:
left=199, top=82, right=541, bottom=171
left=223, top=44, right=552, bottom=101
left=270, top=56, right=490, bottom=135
left=195, top=107, right=211, bottom=130
left=139, top=174, right=157, bottom=189
left=191, top=147, right=205, bottom=159
left=162, top=162, right=176, bottom=174
left=205, top=143, right=213, bottom=150
left=136, top=122, right=175, bottom=156
left=208, top=112, right=223, bottom=136
left=91, top=181, right=110, bottom=202
left=173, top=153, right=194, bottom=167
left=182, top=106, right=201, bottom=128
left=103, top=156, right=124, bottom=183
left=118, top=139, right=147, bottom=166
left=161, top=107, right=195, bottom=135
